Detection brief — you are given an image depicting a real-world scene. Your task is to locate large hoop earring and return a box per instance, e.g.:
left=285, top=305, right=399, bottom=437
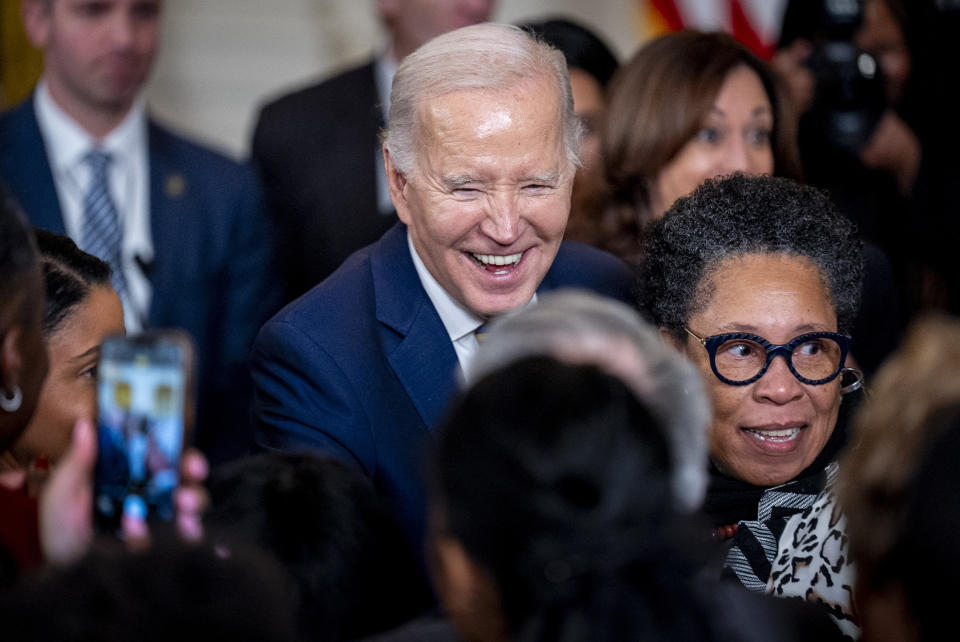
left=0, top=385, right=22, bottom=412
left=840, top=367, right=864, bottom=396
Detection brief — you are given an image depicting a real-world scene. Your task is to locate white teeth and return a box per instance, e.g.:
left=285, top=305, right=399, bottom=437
left=745, top=427, right=802, bottom=442
left=471, top=252, right=522, bottom=266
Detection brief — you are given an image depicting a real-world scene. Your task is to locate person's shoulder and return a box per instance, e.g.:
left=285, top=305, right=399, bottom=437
left=548, top=241, right=638, bottom=302
left=269, top=241, right=379, bottom=332
left=555, top=240, right=628, bottom=264
left=0, top=99, right=28, bottom=126
left=0, top=99, right=35, bottom=144
left=257, top=59, right=376, bottom=121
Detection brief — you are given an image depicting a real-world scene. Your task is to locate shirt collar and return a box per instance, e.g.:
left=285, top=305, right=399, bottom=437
left=35, top=79, right=94, bottom=174
left=407, top=233, right=484, bottom=343
left=101, top=95, right=147, bottom=165
left=34, top=77, right=147, bottom=170
left=406, top=233, right=539, bottom=343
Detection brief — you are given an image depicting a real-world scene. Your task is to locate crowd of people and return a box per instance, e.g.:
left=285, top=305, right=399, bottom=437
left=2, top=0, right=959, bottom=640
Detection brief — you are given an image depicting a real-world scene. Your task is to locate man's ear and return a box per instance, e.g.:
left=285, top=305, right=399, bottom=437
left=382, top=145, right=412, bottom=225
left=659, top=326, right=685, bottom=352
left=21, top=0, right=52, bottom=50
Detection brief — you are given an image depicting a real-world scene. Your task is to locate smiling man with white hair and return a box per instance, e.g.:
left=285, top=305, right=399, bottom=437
left=251, top=23, right=635, bottom=576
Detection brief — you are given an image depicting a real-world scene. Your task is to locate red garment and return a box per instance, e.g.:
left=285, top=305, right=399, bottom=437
left=0, top=483, right=42, bottom=571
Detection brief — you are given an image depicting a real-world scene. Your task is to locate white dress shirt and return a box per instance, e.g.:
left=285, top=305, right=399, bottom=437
left=407, top=234, right=535, bottom=378
left=34, top=79, right=153, bottom=331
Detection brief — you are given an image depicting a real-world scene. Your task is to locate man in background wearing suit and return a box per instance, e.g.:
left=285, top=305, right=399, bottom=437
left=251, top=23, right=636, bottom=590
left=0, top=0, right=281, bottom=463
left=251, top=0, right=494, bottom=301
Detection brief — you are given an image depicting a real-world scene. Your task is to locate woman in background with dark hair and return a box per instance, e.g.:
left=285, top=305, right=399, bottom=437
left=599, top=30, right=800, bottom=262
left=1, top=230, right=124, bottom=491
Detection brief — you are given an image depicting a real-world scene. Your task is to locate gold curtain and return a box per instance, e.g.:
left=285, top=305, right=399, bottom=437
left=1, top=0, right=42, bottom=109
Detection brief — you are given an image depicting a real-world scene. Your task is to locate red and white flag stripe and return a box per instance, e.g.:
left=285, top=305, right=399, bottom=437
left=643, top=0, right=790, bottom=58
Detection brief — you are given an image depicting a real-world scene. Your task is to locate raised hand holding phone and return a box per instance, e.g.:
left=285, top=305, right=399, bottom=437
left=40, top=417, right=209, bottom=564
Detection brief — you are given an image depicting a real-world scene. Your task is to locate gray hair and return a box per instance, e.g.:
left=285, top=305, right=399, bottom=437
left=638, top=174, right=863, bottom=338
left=467, top=290, right=711, bottom=512
left=384, top=22, right=582, bottom=176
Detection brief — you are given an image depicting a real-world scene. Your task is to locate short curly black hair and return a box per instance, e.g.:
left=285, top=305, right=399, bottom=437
left=637, top=174, right=863, bottom=337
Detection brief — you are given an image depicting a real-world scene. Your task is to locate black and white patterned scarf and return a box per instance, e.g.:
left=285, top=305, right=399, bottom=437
left=721, top=463, right=839, bottom=591
left=702, top=400, right=856, bottom=592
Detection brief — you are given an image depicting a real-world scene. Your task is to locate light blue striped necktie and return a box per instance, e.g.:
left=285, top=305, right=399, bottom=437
left=82, top=149, right=128, bottom=302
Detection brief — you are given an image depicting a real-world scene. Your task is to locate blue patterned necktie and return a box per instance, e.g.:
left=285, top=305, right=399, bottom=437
left=82, top=149, right=128, bottom=302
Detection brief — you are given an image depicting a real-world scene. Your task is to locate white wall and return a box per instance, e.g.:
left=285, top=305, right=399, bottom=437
left=144, top=0, right=646, bottom=159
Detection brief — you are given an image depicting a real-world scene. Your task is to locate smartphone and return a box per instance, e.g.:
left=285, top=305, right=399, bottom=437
left=93, top=330, right=195, bottom=535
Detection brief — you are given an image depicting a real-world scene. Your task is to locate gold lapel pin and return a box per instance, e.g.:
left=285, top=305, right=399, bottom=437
left=165, top=173, right=186, bottom=198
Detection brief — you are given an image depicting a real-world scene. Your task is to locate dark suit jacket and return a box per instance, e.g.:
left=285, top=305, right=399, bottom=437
left=251, top=60, right=395, bottom=301
left=252, top=222, right=636, bottom=566
left=0, top=99, right=283, bottom=464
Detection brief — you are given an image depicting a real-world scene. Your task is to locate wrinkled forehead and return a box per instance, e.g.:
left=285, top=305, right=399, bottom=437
left=412, top=73, right=565, bottom=141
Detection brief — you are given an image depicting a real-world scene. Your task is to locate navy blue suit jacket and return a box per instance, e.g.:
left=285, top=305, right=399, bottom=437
left=252, top=222, right=636, bottom=562
left=0, top=99, right=283, bottom=463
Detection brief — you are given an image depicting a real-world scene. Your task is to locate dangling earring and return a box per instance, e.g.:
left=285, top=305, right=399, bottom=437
left=0, top=385, right=22, bottom=412
left=839, top=367, right=864, bottom=396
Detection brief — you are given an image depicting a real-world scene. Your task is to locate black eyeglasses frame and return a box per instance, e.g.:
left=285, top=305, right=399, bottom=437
left=684, top=328, right=852, bottom=387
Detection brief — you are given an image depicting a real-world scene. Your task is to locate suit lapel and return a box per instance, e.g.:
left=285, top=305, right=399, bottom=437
left=372, top=224, right=459, bottom=432
left=0, top=100, right=66, bottom=233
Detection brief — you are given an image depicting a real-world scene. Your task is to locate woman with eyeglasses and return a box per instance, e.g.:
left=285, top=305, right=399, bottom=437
left=638, top=173, right=863, bottom=634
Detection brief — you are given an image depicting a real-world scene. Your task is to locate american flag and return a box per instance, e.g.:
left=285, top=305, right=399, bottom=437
left=642, top=0, right=791, bottom=59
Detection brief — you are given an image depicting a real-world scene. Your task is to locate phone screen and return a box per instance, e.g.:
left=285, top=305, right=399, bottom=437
left=94, top=335, right=188, bottom=534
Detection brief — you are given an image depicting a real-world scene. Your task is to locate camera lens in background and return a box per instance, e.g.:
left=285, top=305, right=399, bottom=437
left=803, top=0, right=888, bottom=153
left=822, top=0, right=865, bottom=38
left=807, top=43, right=886, bottom=152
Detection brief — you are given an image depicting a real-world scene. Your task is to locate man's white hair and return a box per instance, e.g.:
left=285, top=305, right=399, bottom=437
left=383, top=22, right=582, bottom=177
left=467, top=290, right=711, bottom=513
